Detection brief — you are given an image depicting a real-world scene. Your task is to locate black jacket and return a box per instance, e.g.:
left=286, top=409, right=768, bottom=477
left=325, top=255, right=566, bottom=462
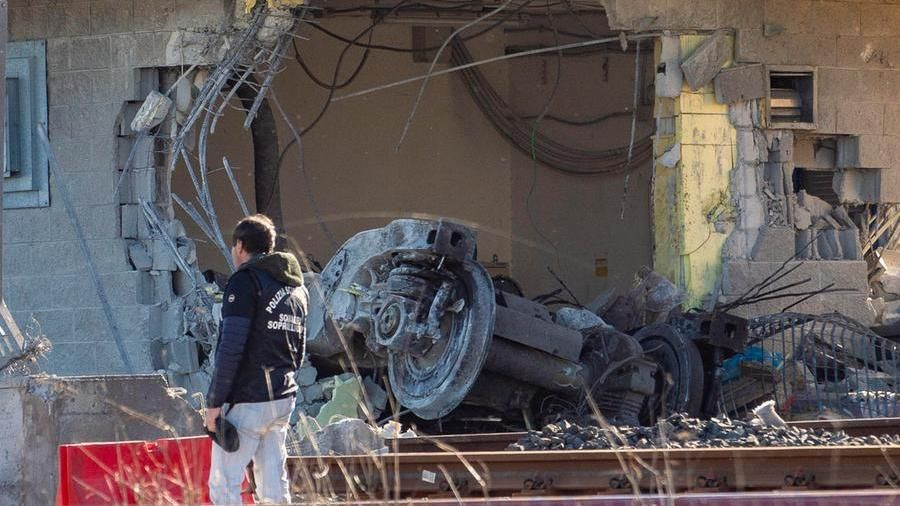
left=207, top=253, right=308, bottom=408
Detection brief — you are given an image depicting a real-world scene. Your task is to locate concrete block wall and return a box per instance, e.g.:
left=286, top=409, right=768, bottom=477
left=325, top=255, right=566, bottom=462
left=5, top=0, right=230, bottom=375
left=723, top=259, right=876, bottom=324
left=607, top=0, right=892, bottom=320
left=723, top=101, right=766, bottom=260
left=604, top=0, right=900, bottom=186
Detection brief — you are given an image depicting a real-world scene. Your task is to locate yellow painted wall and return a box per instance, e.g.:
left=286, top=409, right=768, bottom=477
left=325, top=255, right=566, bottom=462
left=653, top=35, right=736, bottom=309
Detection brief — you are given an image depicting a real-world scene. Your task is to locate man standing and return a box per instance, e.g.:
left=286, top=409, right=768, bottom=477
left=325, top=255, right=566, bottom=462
left=206, top=214, right=307, bottom=504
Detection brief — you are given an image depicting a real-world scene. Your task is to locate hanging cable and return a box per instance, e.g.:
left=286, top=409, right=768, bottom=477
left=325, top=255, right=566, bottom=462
left=292, top=37, right=372, bottom=91
left=307, top=0, right=535, bottom=53
left=450, top=38, right=652, bottom=175
left=526, top=3, right=563, bottom=266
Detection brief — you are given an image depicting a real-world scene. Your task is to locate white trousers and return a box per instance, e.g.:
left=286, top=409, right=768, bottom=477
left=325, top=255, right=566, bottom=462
left=208, top=397, right=294, bottom=505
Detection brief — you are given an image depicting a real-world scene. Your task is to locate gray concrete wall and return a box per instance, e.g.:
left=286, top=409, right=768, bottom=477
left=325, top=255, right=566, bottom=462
left=603, top=0, right=893, bottom=320
left=4, top=0, right=231, bottom=375
left=603, top=0, right=900, bottom=198
left=0, top=374, right=202, bottom=506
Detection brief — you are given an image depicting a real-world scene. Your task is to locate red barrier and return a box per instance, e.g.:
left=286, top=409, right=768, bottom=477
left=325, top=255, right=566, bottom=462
left=57, top=436, right=253, bottom=505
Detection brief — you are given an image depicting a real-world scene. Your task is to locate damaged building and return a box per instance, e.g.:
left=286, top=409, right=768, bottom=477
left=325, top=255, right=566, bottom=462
left=0, top=0, right=895, bottom=396
left=0, top=0, right=897, bottom=414
left=0, top=1, right=892, bottom=371
left=4, top=0, right=900, bottom=501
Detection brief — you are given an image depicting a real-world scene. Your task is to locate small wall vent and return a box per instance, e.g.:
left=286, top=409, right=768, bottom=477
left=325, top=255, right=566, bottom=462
left=767, top=66, right=816, bottom=130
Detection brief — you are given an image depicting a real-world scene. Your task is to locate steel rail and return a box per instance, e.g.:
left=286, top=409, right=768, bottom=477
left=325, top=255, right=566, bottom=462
left=288, top=445, right=900, bottom=499
left=296, top=490, right=900, bottom=505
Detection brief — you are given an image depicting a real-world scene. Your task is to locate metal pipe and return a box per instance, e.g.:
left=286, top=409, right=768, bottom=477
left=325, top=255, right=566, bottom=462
left=484, top=337, right=586, bottom=392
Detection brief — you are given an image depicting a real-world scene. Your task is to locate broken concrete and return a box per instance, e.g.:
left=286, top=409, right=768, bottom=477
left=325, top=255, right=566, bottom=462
left=296, top=360, right=317, bottom=387
left=289, top=418, right=384, bottom=456
left=130, top=91, right=172, bottom=133
left=794, top=138, right=837, bottom=170
left=257, top=7, right=296, bottom=47
left=362, top=376, right=388, bottom=415
left=555, top=307, right=609, bottom=330
left=657, top=142, right=681, bottom=168
left=715, top=64, right=767, bottom=104
left=839, top=229, right=862, bottom=261
left=315, top=375, right=363, bottom=427
left=128, top=242, right=153, bottom=271
left=681, top=30, right=732, bottom=90
left=656, top=36, right=684, bottom=98
left=164, top=30, right=227, bottom=67
left=883, top=300, right=900, bottom=326
left=834, top=168, right=882, bottom=204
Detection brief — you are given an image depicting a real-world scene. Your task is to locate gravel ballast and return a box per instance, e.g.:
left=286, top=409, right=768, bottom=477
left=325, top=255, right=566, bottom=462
left=508, top=414, right=900, bottom=451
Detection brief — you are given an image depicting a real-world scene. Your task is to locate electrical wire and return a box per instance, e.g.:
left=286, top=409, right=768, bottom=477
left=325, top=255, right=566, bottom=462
left=307, top=0, right=535, bottom=53
left=395, top=0, right=519, bottom=151
left=525, top=3, right=563, bottom=267
left=451, top=38, right=652, bottom=175
left=560, top=0, right=605, bottom=38
left=299, top=23, right=377, bottom=137
left=281, top=5, right=652, bottom=181
left=321, top=1, right=489, bottom=14
left=332, top=31, right=660, bottom=102
left=292, top=37, right=371, bottom=90
left=262, top=4, right=406, bottom=230
left=519, top=109, right=632, bottom=126
left=618, top=37, right=642, bottom=219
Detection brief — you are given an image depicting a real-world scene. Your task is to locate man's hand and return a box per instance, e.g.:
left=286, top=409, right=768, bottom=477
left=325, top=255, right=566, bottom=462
left=205, top=406, right=222, bottom=432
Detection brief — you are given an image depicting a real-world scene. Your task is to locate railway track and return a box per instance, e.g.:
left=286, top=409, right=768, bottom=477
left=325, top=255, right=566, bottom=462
left=291, top=490, right=900, bottom=505
left=288, top=445, right=900, bottom=499
left=287, top=418, right=900, bottom=501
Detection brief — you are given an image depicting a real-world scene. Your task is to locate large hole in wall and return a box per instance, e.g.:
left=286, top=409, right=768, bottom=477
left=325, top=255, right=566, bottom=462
left=171, top=10, right=657, bottom=304
left=793, top=168, right=839, bottom=206
left=757, top=135, right=861, bottom=261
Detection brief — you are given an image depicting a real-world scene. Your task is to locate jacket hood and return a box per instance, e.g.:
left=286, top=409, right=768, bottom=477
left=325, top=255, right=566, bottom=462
left=242, top=252, right=304, bottom=287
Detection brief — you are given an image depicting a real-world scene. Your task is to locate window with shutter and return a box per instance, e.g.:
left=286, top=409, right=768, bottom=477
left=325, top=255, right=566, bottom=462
left=4, top=40, right=48, bottom=209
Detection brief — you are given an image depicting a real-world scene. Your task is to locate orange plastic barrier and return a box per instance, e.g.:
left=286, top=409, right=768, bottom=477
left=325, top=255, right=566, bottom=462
left=57, top=436, right=253, bottom=505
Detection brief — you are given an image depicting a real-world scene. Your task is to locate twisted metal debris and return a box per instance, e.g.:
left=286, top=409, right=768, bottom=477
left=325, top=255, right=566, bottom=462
left=722, top=312, right=900, bottom=419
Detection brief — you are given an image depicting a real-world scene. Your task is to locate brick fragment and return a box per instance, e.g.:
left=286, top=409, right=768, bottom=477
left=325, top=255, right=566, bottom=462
left=715, top=64, right=767, bottom=104
left=681, top=30, right=733, bottom=90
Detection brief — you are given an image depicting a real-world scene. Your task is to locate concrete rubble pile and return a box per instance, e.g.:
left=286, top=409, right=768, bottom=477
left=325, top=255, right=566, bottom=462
left=285, top=356, right=396, bottom=456
left=290, top=358, right=388, bottom=426
left=287, top=418, right=415, bottom=457
left=158, top=284, right=221, bottom=401
left=790, top=192, right=861, bottom=262
left=508, top=413, right=900, bottom=451
left=596, top=268, right=683, bottom=332
left=752, top=134, right=863, bottom=264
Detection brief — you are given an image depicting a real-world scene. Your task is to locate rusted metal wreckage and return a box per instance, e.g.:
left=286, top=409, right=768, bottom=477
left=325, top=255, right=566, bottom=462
left=300, top=218, right=900, bottom=425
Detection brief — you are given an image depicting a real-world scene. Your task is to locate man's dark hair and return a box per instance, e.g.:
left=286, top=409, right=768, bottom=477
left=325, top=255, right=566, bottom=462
left=232, top=214, right=276, bottom=255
